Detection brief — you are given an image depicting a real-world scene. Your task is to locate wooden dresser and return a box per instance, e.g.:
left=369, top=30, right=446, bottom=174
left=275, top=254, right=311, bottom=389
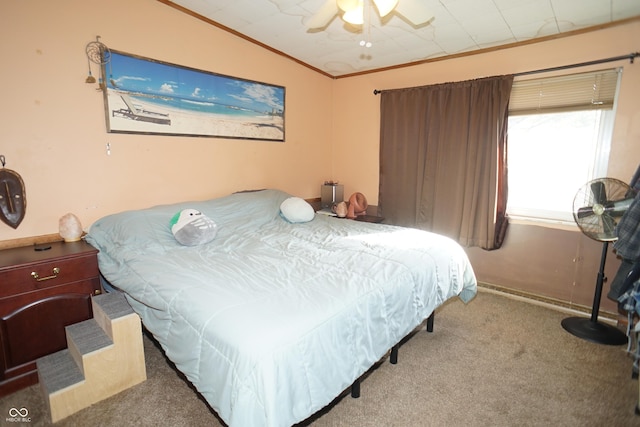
left=0, top=240, right=102, bottom=397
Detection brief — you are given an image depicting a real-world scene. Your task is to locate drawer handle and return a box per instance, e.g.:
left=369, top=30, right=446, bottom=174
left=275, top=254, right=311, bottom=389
left=31, top=267, right=60, bottom=282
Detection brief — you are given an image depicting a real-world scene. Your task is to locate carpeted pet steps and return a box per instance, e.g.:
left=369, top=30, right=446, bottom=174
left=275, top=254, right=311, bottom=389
left=36, top=292, right=146, bottom=423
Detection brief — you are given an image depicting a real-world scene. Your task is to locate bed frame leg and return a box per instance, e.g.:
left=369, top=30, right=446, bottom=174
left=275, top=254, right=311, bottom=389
left=351, top=379, right=360, bottom=398
left=390, top=345, right=398, bottom=364
left=426, top=312, right=434, bottom=332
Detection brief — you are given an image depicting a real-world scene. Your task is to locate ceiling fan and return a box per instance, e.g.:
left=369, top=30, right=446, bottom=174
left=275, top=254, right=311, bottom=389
left=305, top=0, right=433, bottom=29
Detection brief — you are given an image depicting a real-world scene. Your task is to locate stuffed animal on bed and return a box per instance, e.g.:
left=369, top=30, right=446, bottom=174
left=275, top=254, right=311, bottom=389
left=170, top=209, right=218, bottom=246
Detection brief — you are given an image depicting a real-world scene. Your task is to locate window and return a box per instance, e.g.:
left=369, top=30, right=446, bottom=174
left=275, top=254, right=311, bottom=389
left=506, top=68, right=621, bottom=224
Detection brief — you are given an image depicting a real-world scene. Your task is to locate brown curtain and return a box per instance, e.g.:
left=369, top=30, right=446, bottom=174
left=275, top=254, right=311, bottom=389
left=378, top=75, right=513, bottom=250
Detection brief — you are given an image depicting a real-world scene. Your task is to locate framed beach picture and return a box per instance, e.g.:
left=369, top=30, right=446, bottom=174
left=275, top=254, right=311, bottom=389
left=101, top=50, right=285, bottom=141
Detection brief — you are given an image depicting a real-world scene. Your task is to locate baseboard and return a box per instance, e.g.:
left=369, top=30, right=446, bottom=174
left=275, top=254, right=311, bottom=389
left=477, top=282, right=619, bottom=325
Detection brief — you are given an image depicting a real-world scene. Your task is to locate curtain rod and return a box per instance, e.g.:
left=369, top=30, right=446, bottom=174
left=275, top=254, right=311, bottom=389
left=373, top=52, right=640, bottom=95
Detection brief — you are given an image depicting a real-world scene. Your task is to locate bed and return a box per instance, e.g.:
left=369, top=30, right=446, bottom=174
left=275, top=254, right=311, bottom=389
left=85, top=189, right=477, bottom=426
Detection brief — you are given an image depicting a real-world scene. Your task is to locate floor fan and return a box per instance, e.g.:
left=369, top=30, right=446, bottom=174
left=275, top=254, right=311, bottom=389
left=562, top=177, right=636, bottom=345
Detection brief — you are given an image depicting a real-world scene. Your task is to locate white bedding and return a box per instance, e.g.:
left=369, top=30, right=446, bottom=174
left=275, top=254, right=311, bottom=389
left=86, top=189, right=477, bottom=426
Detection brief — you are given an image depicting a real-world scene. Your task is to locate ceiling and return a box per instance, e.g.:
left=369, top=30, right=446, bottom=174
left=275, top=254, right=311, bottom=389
left=164, top=0, right=640, bottom=77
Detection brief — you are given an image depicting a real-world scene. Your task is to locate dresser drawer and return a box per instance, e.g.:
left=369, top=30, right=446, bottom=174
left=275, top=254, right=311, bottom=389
left=0, top=254, right=98, bottom=299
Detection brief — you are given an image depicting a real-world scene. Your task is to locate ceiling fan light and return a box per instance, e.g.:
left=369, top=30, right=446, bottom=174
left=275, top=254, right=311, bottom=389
left=337, top=0, right=359, bottom=13
left=343, top=4, right=364, bottom=25
left=372, top=0, right=398, bottom=17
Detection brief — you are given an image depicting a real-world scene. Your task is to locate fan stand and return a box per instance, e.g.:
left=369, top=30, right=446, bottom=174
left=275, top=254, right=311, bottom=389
left=561, top=241, right=627, bottom=345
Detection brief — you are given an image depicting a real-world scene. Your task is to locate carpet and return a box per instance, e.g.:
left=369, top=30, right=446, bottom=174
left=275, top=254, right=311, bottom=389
left=0, top=290, right=637, bottom=426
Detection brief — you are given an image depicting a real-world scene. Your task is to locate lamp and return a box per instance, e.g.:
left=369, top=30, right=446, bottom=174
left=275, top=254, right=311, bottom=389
left=305, top=0, right=432, bottom=31
left=59, top=213, right=83, bottom=242
left=338, top=0, right=399, bottom=25
left=373, top=0, right=399, bottom=17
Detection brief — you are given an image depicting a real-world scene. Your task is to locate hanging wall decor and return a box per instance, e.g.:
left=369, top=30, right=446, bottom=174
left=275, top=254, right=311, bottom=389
left=84, top=36, right=111, bottom=90
left=0, top=155, right=26, bottom=229
left=101, top=50, right=285, bottom=141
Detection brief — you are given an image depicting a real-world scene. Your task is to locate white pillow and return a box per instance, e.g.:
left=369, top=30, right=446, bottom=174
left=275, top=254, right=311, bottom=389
left=280, top=197, right=315, bottom=223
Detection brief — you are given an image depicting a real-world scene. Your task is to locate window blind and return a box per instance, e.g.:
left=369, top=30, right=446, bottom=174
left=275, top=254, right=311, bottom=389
left=509, top=68, right=620, bottom=115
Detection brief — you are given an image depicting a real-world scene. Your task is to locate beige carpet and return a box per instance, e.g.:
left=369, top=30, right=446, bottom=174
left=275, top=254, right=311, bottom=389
left=1, top=290, right=637, bottom=426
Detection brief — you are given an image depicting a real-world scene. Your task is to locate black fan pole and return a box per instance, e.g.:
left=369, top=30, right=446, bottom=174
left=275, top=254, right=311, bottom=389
left=561, top=241, right=628, bottom=345
left=590, top=241, right=608, bottom=322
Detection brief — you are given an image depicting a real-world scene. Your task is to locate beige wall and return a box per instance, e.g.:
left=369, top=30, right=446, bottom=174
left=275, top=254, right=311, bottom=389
left=331, top=21, right=640, bottom=312
left=331, top=21, right=640, bottom=198
left=2, top=1, right=639, bottom=312
left=0, top=0, right=334, bottom=241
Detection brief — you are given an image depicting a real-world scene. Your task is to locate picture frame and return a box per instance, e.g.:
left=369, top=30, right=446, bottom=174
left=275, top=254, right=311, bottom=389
left=101, top=50, right=285, bottom=141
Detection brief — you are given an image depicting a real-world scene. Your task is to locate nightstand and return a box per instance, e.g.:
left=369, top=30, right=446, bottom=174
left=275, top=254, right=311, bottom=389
left=0, top=240, right=102, bottom=397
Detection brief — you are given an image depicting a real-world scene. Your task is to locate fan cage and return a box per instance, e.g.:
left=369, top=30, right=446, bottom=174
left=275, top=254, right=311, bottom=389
left=572, top=177, right=633, bottom=241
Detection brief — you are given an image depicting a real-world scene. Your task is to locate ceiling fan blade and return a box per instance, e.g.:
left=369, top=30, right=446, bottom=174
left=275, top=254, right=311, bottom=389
left=305, top=0, right=340, bottom=29
left=394, top=0, right=433, bottom=26
left=590, top=181, right=608, bottom=205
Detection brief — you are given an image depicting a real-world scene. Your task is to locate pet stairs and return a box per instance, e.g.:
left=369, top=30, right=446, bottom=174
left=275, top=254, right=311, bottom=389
left=36, top=292, right=147, bottom=423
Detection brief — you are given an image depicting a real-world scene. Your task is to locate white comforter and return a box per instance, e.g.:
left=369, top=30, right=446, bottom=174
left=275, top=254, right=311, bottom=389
left=86, top=189, right=477, bottom=427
